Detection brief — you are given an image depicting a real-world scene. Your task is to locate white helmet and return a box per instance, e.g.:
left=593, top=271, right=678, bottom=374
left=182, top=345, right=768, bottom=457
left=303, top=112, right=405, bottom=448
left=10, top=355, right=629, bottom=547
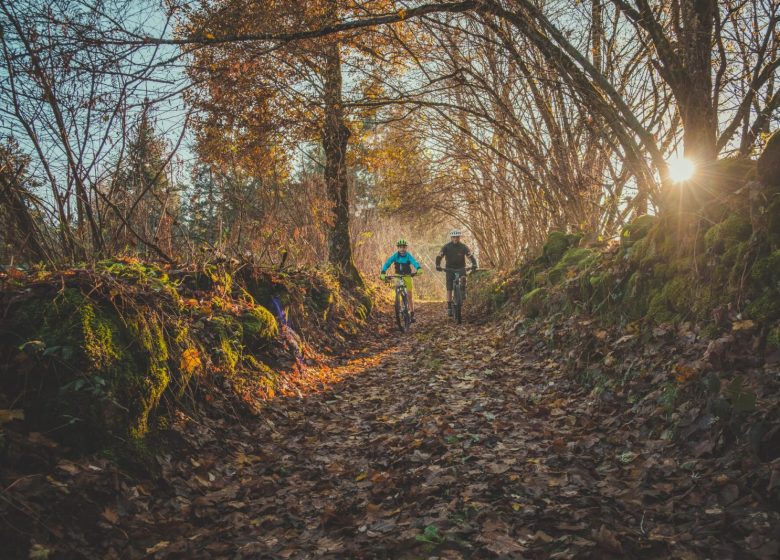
left=449, top=229, right=462, bottom=238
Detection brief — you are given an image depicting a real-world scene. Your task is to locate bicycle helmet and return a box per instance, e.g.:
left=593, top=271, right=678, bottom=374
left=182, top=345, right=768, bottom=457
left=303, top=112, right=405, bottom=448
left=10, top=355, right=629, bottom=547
left=396, top=239, right=408, bottom=247
left=449, top=229, right=462, bottom=238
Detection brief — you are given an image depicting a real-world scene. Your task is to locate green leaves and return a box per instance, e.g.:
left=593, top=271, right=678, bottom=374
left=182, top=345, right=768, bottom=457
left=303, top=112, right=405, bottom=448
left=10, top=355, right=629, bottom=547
left=415, top=525, right=446, bottom=545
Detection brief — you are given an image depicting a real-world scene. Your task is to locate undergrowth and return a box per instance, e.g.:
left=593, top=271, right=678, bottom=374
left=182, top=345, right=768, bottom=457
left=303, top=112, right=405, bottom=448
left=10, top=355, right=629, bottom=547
left=0, top=259, right=371, bottom=464
left=470, top=141, right=780, bottom=456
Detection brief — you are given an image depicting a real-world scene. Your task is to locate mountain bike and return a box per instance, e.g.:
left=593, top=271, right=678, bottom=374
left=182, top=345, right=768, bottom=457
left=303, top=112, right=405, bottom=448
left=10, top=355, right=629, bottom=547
left=384, top=273, right=416, bottom=332
left=440, top=267, right=470, bottom=324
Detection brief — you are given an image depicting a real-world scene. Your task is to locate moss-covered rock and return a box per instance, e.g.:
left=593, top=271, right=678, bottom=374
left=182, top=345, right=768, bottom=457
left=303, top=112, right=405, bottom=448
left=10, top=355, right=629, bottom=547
left=542, top=231, right=571, bottom=266
left=647, top=277, right=691, bottom=323
left=241, top=305, right=279, bottom=345
left=1, top=261, right=370, bottom=465
left=585, top=270, right=615, bottom=308
left=749, top=249, right=780, bottom=288
left=520, top=287, right=547, bottom=318
left=124, top=314, right=170, bottom=440
left=548, top=248, right=597, bottom=284
left=0, top=288, right=177, bottom=450
left=704, top=213, right=752, bottom=254
left=621, top=215, right=656, bottom=248
left=209, top=315, right=243, bottom=371
left=709, top=157, right=757, bottom=193
left=746, top=289, right=780, bottom=322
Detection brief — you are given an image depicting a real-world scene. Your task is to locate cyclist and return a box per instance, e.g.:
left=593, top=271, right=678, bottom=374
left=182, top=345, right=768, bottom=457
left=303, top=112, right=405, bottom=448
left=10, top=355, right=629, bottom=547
left=436, top=229, right=477, bottom=317
left=380, top=239, right=423, bottom=322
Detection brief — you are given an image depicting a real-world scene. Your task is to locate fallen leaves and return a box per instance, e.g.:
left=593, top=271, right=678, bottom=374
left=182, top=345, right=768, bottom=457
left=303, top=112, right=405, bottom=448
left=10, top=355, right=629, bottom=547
left=595, top=524, right=623, bottom=554
left=0, top=408, right=24, bottom=423
left=2, top=303, right=779, bottom=559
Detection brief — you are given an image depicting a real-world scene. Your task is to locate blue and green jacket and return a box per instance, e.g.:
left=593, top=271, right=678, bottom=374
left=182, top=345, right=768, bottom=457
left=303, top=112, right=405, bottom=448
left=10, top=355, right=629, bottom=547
left=381, top=251, right=422, bottom=276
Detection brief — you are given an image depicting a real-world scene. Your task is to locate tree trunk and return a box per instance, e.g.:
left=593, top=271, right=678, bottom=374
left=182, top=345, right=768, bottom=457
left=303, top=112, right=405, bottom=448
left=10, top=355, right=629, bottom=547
left=0, top=175, right=51, bottom=264
left=677, top=0, right=717, bottom=162
left=591, top=0, right=603, bottom=73
left=321, top=41, right=362, bottom=286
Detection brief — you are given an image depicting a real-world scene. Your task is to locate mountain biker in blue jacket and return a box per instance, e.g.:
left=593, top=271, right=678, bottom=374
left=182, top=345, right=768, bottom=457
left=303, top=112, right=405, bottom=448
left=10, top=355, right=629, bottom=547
left=380, top=239, right=423, bottom=322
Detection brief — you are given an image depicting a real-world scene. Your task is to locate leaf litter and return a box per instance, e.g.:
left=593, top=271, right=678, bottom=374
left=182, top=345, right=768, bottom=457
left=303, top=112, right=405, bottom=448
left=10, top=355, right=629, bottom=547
left=2, top=303, right=779, bottom=558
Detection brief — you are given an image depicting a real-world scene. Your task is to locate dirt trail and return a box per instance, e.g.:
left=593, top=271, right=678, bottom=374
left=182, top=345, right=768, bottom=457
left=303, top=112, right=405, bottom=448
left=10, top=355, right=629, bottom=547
left=12, top=302, right=776, bottom=559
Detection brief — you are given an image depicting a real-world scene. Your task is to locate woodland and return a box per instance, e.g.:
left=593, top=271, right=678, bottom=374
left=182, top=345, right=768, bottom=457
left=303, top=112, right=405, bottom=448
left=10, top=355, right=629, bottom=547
left=1, top=0, right=779, bottom=558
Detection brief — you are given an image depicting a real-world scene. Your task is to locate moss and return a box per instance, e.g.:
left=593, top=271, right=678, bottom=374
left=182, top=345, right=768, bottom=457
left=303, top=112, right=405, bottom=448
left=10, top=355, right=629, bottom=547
left=767, top=326, right=780, bottom=351
left=750, top=250, right=780, bottom=288
left=586, top=271, right=610, bottom=303
left=767, top=196, right=780, bottom=251
left=1, top=262, right=369, bottom=464
left=210, top=315, right=243, bottom=371
left=124, top=314, right=170, bottom=441
left=627, top=236, right=655, bottom=269
left=520, top=287, right=548, bottom=318
left=1, top=288, right=179, bottom=449
left=647, top=276, right=691, bottom=323
left=548, top=248, right=596, bottom=284
left=80, top=302, right=122, bottom=373
left=621, top=215, right=656, bottom=248
left=709, top=157, right=757, bottom=193
left=704, top=213, right=752, bottom=254
left=542, top=231, right=570, bottom=266
left=746, top=289, right=780, bottom=322
left=96, top=259, right=179, bottom=304
left=565, top=232, right=584, bottom=247
left=204, top=264, right=234, bottom=295
left=620, top=272, right=652, bottom=320
left=240, top=305, right=279, bottom=345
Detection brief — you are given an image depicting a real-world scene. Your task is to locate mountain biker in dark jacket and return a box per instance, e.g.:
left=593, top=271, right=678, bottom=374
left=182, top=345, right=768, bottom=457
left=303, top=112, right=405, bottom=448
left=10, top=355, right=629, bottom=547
left=435, top=229, right=477, bottom=317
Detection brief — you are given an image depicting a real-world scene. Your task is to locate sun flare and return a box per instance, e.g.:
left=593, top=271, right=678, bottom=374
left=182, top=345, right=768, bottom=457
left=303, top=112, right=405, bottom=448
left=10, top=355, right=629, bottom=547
left=667, top=157, right=695, bottom=182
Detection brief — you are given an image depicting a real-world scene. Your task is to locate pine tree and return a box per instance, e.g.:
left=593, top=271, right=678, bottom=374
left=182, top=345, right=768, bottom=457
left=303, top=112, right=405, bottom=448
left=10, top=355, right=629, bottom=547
left=109, top=109, right=181, bottom=257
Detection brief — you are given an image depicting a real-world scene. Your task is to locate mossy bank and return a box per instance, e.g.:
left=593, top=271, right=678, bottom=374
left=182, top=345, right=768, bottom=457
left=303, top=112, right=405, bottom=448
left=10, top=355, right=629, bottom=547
left=0, top=260, right=371, bottom=462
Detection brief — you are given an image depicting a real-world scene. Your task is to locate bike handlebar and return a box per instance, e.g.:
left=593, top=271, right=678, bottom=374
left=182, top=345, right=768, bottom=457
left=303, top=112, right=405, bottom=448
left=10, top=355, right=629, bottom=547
left=438, top=267, right=474, bottom=273
left=383, top=273, right=418, bottom=279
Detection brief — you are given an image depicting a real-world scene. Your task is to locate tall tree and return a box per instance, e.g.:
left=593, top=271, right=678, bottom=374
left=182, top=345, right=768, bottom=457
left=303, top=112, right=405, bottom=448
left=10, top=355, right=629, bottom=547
left=109, top=110, right=180, bottom=258
left=184, top=0, right=407, bottom=286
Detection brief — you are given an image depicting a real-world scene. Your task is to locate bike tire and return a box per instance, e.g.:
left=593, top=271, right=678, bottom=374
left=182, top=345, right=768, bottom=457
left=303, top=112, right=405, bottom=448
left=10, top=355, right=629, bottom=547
left=453, top=282, right=463, bottom=324
left=401, top=292, right=411, bottom=332
left=395, top=290, right=404, bottom=331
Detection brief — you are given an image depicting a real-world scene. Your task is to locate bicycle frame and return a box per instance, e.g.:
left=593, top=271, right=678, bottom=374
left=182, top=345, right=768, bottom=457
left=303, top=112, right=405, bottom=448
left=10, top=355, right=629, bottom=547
left=440, top=267, right=469, bottom=323
left=384, top=273, right=416, bottom=332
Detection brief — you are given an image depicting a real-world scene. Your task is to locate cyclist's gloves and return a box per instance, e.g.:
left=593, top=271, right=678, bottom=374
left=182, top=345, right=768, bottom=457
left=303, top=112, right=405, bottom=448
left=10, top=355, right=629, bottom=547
left=415, top=269, right=423, bottom=276
left=436, top=266, right=443, bottom=271
left=380, top=273, right=386, bottom=281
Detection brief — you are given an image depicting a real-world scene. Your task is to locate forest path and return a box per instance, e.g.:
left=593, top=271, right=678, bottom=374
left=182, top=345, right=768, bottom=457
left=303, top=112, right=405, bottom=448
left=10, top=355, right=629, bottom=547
left=85, top=303, right=763, bottom=559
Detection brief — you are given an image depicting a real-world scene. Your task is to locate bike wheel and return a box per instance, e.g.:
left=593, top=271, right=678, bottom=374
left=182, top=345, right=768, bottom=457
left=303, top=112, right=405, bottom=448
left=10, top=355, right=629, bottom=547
left=395, top=290, right=404, bottom=331
left=400, top=292, right=411, bottom=332
left=453, top=282, right=463, bottom=324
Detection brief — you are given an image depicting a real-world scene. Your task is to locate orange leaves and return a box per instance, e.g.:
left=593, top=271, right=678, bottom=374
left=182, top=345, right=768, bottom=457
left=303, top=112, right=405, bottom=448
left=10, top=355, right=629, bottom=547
left=673, top=363, right=698, bottom=384
left=180, top=348, right=202, bottom=375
